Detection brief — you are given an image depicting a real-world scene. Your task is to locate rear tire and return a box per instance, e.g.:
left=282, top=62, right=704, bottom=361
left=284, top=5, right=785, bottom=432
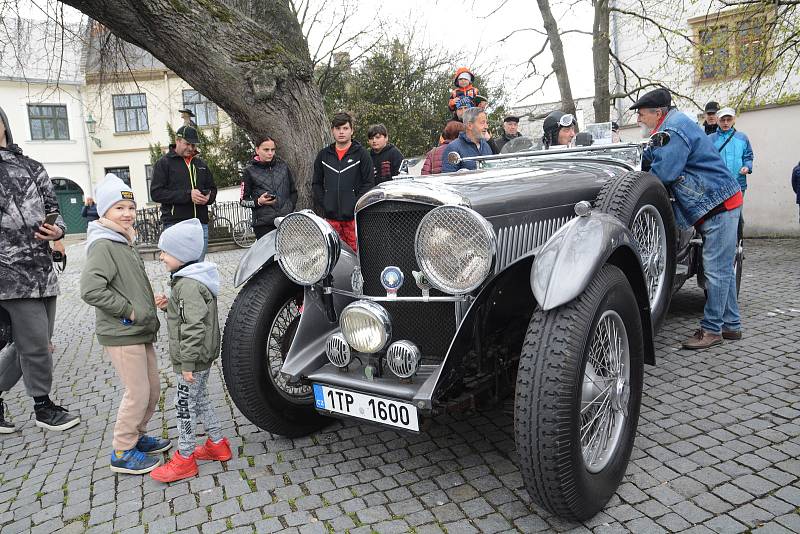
left=515, top=264, right=644, bottom=521
left=222, top=264, right=330, bottom=437
left=596, top=171, right=676, bottom=332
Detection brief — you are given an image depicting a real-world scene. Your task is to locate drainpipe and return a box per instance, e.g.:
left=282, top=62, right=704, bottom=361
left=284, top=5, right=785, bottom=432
left=76, top=84, right=94, bottom=196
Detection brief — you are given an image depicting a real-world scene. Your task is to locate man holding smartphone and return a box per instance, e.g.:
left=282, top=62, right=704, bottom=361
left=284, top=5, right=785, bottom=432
left=150, top=125, right=217, bottom=259
left=0, top=106, right=80, bottom=433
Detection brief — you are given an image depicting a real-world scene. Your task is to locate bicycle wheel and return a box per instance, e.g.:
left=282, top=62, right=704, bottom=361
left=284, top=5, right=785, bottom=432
left=209, top=216, right=233, bottom=241
left=233, top=220, right=257, bottom=248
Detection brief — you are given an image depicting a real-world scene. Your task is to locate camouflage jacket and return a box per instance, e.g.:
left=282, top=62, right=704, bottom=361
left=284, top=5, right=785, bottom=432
left=0, top=146, right=64, bottom=300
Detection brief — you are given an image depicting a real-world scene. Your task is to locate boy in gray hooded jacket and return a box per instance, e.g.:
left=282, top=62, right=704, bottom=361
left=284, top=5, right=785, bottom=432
left=150, top=218, right=231, bottom=483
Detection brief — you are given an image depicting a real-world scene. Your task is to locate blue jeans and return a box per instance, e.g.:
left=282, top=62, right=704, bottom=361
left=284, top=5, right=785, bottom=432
left=699, top=207, right=741, bottom=334
left=162, top=223, right=208, bottom=261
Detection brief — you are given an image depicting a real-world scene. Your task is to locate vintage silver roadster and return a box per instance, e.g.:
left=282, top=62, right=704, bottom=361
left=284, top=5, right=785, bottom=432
left=220, top=138, right=742, bottom=520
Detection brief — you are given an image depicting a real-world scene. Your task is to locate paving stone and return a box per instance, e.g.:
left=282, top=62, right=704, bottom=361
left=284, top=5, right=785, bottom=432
left=704, top=514, right=748, bottom=533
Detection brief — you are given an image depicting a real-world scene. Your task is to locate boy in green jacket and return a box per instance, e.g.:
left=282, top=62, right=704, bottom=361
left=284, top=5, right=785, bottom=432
left=150, top=218, right=231, bottom=483
left=80, top=174, right=169, bottom=475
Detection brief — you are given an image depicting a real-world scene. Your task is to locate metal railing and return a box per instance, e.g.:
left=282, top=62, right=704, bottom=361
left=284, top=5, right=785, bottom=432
left=134, top=201, right=252, bottom=245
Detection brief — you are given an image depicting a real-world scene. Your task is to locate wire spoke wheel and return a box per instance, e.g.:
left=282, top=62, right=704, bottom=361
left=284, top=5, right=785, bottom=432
left=233, top=220, right=256, bottom=248
left=631, top=204, right=667, bottom=308
left=581, top=310, right=630, bottom=473
left=265, top=297, right=310, bottom=400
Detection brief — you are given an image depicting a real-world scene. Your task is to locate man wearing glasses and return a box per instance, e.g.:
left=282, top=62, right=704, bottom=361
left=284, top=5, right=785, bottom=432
left=632, top=88, right=743, bottom=350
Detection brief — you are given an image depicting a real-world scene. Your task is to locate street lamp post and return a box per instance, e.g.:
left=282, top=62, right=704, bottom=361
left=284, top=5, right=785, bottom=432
left=85, top=114, right=101, bottom=147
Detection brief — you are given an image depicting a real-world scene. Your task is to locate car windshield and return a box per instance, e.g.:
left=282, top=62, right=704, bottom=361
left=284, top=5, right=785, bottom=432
left=484, top=143, right=644, bottom=170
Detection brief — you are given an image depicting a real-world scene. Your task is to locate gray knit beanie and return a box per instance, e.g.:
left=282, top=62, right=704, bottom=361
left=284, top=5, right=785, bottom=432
left=95, top=173, right=135, bottom=217
left=157, top=218, right=204, bottom=263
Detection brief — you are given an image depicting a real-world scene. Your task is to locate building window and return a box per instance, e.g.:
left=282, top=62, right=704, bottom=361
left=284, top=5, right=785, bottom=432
left=145, top=164, right=153, bottom=202
left=105, top=166, right=131, bottom=187
left=691, top=9, right=771, bottom=82
left=112, top=93, right=149, bottom=133
left=182, top=90, right=218, bottom=126
left=28, top=104, right=69, bottom=140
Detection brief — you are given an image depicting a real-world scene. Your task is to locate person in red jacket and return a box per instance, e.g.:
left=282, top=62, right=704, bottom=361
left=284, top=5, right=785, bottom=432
left=312, top=112, right=374, bottom=251
left=448, top=67, right=480, bottom=111
left=422, top=121, right=465, bottom=175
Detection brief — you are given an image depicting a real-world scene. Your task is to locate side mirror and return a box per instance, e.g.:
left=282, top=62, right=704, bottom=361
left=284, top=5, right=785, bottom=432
left=447, top=152, right=462, bottom=165
left=648, top=131, right=670, bottom=148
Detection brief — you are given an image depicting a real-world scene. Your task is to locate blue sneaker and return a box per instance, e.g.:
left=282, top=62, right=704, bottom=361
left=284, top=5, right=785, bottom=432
left=136, top=435, right=172, bottom=454
left=110, top=448, right=161, bottom=474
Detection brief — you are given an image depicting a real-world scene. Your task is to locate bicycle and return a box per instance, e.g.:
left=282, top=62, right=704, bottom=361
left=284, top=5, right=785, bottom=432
left=207, top=205, right=233, bottom=242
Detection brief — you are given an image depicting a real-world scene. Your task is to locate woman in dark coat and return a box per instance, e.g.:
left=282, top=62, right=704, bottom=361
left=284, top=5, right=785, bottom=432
left=239, top=137, right=297, bottom=239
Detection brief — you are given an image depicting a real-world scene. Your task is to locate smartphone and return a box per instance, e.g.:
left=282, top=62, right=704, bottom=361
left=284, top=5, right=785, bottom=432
left=200, top=189, right=211, bottom=195
left=43, top=213, right=59, bottom=226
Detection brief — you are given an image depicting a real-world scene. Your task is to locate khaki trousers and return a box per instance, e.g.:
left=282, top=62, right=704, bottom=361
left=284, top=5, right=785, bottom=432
left=106, top=343, right=160, bottom=450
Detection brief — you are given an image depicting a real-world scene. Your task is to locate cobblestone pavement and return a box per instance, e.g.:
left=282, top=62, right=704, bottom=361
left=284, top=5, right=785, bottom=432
left=0, top=238, right=798, bottom=534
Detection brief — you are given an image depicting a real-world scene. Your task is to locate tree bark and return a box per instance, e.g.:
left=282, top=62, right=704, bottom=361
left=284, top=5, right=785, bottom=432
left=60, top=0, right=329, bottom=207
left=593, top=0, right=612, bottom=122
left=535, top=0, right=576, bottom=116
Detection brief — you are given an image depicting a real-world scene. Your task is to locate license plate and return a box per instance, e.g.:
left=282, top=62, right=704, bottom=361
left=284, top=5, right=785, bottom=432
left=313, top=384, right=419, bottom=431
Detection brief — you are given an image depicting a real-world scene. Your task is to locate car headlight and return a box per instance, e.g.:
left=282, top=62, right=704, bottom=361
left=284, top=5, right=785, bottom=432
left=415, top=205, right=496, bottom=294
left=276, top=211, right=341, bottom=285
left=340, top=301, right=391, bottom=353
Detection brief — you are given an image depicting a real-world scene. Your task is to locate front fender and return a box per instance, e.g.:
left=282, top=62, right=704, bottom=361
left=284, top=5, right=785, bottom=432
left=531, top=212, right=641, bottom=310
left=233, top=230, right=277, bottom=287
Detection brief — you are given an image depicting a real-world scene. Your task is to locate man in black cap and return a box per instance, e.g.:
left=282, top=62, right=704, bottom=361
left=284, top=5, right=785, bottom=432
left=494, top=116, right=524, bottom=153
left=150, top=125, right=217, bottom=258
left=703, top=101, right=719, bottom=134
left=631, top=87, right=743, bottom=349
left=178, top=108, right=197, bottom=128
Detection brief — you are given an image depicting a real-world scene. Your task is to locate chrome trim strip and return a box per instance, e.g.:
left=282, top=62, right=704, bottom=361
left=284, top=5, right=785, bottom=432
left=326, top=286, right=468, bottom=303
left=496, top=216, right=574, bottom=271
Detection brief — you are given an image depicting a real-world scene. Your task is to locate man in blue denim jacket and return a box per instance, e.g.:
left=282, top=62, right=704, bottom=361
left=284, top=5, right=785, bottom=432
left=632, top=88, right=743, bottom=349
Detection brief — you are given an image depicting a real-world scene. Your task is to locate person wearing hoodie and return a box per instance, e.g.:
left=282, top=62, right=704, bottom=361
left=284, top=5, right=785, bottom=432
left=312, top=112, right=375, bottom=251
left=0, top=105, right=80, bottom=434
left=448, top=67, right=480, bottom=112
left=239, top=136, right=297, bottom=239
left=80, top=174, right=167, bottom=475
left=367, top=124, right=404, bottom=184
left=150, top=218, right=230, bottom=483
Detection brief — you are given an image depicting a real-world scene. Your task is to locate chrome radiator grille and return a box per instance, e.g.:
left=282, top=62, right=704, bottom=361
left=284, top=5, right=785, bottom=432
left=496, top=216, right=573, bottom=270
left=356, top=201, right=456, bottom=362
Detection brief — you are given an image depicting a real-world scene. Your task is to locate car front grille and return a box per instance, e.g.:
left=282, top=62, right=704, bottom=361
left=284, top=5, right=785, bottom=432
left=356, top=201, right=456, bottom=363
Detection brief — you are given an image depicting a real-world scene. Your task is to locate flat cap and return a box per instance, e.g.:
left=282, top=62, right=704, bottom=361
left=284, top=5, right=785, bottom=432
left=704, top=101, right=720, bottom=113
left=503, top=115, right=520, bottom=123
left=629, top=88, right=672, bottom=110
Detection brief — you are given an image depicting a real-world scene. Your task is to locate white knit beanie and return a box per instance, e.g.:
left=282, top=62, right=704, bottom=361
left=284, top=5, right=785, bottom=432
left=158, top=218, right=204, bottom=263
left=95, top=173, right=135, bottom=217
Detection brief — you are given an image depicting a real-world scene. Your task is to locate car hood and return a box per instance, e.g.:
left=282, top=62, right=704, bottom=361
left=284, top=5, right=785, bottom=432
left=356, top=161, right=627, bottom=220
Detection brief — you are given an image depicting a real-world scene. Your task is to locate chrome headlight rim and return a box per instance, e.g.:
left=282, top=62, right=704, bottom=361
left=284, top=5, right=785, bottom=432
left=275, top=210, right=341, bottom=286
left=340, top=300, right=392, bottom=354
left=414, top=205, right=497, bottom=295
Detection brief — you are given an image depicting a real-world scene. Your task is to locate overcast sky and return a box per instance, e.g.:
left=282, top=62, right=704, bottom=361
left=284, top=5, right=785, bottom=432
left=9, top=0, right=597, bottom=107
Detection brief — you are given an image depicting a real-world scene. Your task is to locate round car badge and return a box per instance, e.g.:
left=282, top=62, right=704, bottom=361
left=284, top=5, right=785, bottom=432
left=380, top=266, right=404, bottom=296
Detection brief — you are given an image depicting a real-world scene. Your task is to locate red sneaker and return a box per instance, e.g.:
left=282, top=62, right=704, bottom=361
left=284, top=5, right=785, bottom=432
left=149, top=451, right=198, bottom=482
left=194, top=437, right=232, bottom=461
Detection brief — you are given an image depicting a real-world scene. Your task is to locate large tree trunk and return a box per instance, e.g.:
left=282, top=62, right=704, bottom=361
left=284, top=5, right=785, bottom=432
left=593, top=0, right=612, bottom=123
left=61, top=0, right=329, bottom=207
left=535, top=0, right=576, bottom=116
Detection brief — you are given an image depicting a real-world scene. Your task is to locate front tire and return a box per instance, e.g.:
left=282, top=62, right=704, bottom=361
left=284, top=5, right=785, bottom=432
left=515, top=264, right=644, bottom=521
left=222, top=263, right=330, bottom=437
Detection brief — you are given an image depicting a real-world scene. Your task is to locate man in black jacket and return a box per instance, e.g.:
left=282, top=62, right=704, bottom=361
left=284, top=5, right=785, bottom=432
left=150, top=125, right=217, bottom=258
left=312, top=112, right=374, bottom=251
left=703, top=101, right=720, bottom=135
left=368, top=124, right=404, bottom=184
